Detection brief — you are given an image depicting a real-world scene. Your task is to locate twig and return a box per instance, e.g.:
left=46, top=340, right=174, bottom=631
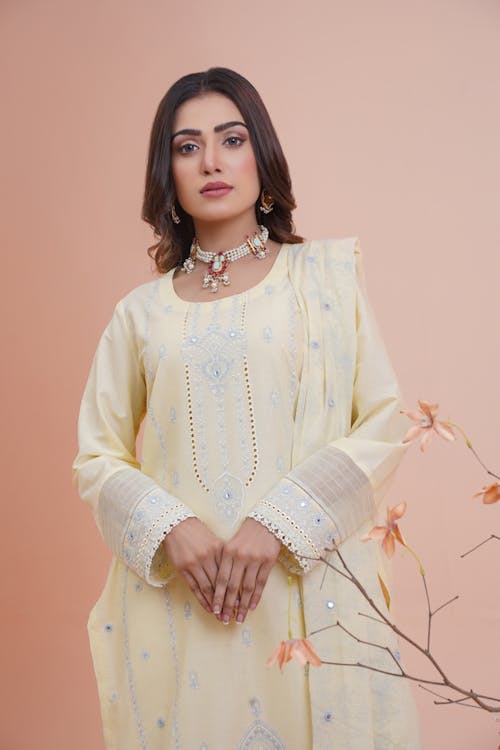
left=431, top=595, right=459, bottom=617
left=418, top=686, right=483, bottom=710
left=312, top=550, right=500, bottom=713
left=461, top=534, right=500, bottom=559
left=445, top=421, right=500, bottom=481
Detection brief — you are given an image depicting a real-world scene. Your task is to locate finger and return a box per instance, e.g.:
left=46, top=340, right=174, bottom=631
left=235, top=562, right=260, bottom=623
left=182, top=569, right=213, bottom=614
left=212, top=555, right=233, bottom=617
left=193, top=566, right=216, bottom=609
left=202, top=558, right=219, bottom=592
left=221, top=561, right=246, bottom=623
left=248, top=562, right=274, bottom=612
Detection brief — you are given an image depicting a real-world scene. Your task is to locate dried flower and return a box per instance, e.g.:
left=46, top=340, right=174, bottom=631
left=361, top=502, right=407, bottom=559
left=473, top=482, right=500, bottom=505
left=400, top=400, right=455, bottom=451
left=266, top=638, right=322, bottom=671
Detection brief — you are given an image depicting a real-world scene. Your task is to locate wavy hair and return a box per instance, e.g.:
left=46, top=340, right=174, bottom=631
left=142, top=67, right=303, bottom=273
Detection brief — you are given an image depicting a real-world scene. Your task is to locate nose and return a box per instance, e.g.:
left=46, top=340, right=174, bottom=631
left=200, top=137, right=221, bottom=175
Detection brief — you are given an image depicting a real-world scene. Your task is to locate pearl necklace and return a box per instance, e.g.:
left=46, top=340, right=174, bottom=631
left=182, top=226, right=270, bottom=293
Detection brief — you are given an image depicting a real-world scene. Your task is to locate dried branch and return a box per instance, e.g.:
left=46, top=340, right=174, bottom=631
left=461, top=534, right=500, bottom=559
left=307, top=550, right=500, bottom=713
left=418, top=685, right=484, bottom=710
left=444, top=420, right=500, bottom=481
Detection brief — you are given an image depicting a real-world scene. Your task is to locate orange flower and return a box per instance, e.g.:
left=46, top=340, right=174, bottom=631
left=400, top=400, right=455, bottom=451
left=266, top=639, right=322, bottom=671
left=473, top=482, right=500, bottom=505
left=361, top=502, right=407, bottom=558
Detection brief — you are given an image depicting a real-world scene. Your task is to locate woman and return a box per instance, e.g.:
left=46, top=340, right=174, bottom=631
left=73, top=67, right=421, bottom=749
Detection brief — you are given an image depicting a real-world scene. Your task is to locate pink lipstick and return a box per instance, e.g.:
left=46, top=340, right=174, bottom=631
left=200, top=181, right=233, bottom=198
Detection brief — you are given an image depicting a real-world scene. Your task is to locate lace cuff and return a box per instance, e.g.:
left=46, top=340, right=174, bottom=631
left=98, top=467, right=195, bottom=586
left=248, top=477, right=338, bottom=574
left=288, top=444, right=375, bottom=541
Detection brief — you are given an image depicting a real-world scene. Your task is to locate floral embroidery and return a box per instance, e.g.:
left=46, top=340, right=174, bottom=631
left=188, top=670, right=200, bottom=689
left=182, top=300, right=259, bottom=491
left=164, top=587, right=181, bottom=749
left=121, top=567, right=147, bottom=749
left=212, top=473, right=244, bottom=527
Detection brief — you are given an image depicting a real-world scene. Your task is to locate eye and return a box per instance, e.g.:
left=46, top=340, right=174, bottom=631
left=224, top=135, right=245, bottom=147
left=175, top=142, right=199, bottom=154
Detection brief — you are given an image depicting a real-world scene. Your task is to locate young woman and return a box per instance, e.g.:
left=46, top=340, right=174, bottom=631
left=73, top=67, right=421, bottom=749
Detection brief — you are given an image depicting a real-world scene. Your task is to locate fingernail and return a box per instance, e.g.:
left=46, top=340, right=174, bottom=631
left=213, top=605, right=221, bottom=614
left=222, top=614, right=230, bottom=624
left=236, top=614, right=244, bottom=624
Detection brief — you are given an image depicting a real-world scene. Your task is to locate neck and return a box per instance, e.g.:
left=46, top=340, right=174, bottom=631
left=193, top=213, right=262, bottom=252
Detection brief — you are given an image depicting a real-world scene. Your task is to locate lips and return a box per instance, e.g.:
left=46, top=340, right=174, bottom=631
left=200, top=181, right=233, bottom=197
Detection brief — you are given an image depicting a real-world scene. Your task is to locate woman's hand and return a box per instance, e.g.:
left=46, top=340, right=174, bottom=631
left=163, top=518, right=223, bottom=614
left=212, top=518, right=281, bottom=624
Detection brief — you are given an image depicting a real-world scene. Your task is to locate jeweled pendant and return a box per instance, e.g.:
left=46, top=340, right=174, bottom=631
left=208, top=252, right=228, bottom=276
left=201, top=253, right=231, bottom=292
left=182, top=256, right=195, bottom=273
left=182, top=240, right=197, bottom=273
left=247, top=233, right=269, bottom=260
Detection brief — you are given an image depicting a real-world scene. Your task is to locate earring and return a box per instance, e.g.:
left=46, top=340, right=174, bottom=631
left=170, top=202, right=181, bottom=225
left=259, top=190, right=274, bottom=214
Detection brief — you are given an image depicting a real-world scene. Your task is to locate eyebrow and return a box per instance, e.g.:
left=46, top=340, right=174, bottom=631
left=171, top=121, right=248, bottom=140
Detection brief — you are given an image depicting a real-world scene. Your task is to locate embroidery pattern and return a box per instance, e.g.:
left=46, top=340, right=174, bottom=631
left=144, top=281, right=169, bottom=485
left=99, top=468, right=194, bottom=585
left=182, top=299, right=258, bottom=494
left=164, top=587, right=181, bottom=750
left=287, top=286, right=300, bottom=409
left=248, top=477, right=338, bottom=573
left=237, top=720, right=287, bottom=750
left=121, top=566, right=148, bottom=750
left=212, top=473, right=244, bottom=527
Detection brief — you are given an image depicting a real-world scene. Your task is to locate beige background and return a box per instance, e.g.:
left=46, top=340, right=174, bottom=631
left=1, top=0, right=499, bottom=747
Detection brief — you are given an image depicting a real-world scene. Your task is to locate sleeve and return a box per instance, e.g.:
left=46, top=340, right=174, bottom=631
left=248, top=243, right=408, bottom=573
left=72, top=300, right=196, bottom=587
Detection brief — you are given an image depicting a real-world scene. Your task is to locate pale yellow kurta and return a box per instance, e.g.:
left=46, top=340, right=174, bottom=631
left=73, top=238, right=421, bottom=750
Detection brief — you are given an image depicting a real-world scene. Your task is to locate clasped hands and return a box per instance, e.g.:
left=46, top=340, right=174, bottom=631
left=162, top=517, right=281, bottom=624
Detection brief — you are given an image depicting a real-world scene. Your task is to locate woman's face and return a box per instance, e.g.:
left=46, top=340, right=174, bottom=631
left=170, top=92, right=261, bottom=225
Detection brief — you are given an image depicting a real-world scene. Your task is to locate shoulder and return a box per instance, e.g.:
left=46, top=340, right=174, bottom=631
left=288, top=236, right=359, bottom=256
left=113, top=275, right=169, bottom=317
left=103, top=276, right=169, bottom=337
left=287, top=237, right=361, bottom=283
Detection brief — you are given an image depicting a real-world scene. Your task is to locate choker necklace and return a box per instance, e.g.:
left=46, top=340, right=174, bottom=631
left=182, top=225, right=270, bottom=293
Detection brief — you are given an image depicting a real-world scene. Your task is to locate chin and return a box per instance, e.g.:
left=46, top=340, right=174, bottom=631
left=192, top=205, right=254, bottom=224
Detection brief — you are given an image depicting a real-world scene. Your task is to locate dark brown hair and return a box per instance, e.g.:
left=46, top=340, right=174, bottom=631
left=142, top=67, right=303, bottom=273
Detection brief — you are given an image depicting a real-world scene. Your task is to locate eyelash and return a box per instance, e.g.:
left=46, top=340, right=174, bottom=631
left=175, top=135, right=246, bottom=154
left=224, top=135, right=245, bottom=147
